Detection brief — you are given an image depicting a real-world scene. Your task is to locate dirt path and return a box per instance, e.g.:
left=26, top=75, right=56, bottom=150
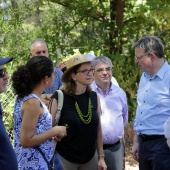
left=125, top=142, right=138, bottom=170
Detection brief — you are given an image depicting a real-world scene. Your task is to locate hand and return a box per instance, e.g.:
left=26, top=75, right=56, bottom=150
left=98, top=158, right=107, bottom=170
left=54, top=126, right=67, bottom=139
left=58, top=62, right=66, bottom=70
left=167, top=139, right=170, bottom=149
left=41, top=94, right=52, bottom=106
left=52, top=135, right=63, bottom=142
left=41, top=97, right=50, bottom=106
left=132, top=140, right=139, bottom=162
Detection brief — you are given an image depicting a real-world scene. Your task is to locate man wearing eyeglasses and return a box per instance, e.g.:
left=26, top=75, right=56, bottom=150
left=0, top=57, right=18, bottom=170
left=91, top=56, right=128, bottom=170
left=132, top=36, right=170, bottom=170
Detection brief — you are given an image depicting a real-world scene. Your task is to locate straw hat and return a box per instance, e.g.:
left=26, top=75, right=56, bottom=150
left=62, top=54, right=93, bottom=83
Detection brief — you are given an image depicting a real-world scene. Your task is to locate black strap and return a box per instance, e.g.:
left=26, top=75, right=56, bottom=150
left=36, top=147, right=54, bottom=170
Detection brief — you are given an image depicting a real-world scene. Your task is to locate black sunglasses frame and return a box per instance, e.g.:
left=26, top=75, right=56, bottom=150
left=0, top=68, right=7, bottom=78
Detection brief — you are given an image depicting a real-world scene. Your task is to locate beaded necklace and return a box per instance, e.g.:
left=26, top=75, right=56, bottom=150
left=74, top=94, right=92, bottom=124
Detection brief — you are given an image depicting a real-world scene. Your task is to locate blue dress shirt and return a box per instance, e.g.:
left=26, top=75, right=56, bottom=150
left=134, top=61, right=170, bottom=135
left=44, top=68, right=63, bottom=94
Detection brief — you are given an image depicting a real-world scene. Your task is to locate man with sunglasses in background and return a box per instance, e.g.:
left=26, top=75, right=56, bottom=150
left=0, top=57, right=18, bottom=170
left=91, top=56, right=128, bottom=170
left=132, top=36, right=170, bottom=170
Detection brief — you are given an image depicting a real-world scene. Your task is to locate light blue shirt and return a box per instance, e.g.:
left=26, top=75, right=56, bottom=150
left=44, top=68, right=63, bottom=94
left=134, top=61, right=170, bottom=135
left=91, top=81, right=128, bottom=144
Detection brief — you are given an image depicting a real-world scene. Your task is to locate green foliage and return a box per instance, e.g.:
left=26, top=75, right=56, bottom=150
left=0, top=0, right=170, bottom=133
left=0, top=79, right=15, bottom=143
left=110, top=51, right=141, bottom=123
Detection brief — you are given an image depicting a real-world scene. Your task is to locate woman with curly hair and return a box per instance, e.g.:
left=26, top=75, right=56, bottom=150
left=12, top=56, right=67, bottom=170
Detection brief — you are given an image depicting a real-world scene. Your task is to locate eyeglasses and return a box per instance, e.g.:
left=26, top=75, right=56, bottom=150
left=96, top=67, right=112, bottom=73
left=76, top=68, right=94, bottom=75
left=134, top=53, right=150, bottom=60
left=0, top=68, right=7, bottom=78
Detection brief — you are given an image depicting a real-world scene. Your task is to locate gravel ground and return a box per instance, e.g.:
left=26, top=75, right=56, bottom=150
left=125, top=142, right=139, bottom=170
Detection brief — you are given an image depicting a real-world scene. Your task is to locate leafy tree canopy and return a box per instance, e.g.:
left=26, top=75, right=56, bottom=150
left=0, top=0, right=170, bottom=122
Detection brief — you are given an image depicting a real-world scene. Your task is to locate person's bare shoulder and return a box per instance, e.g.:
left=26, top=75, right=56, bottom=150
left=22, top=98, right=41, bottom=116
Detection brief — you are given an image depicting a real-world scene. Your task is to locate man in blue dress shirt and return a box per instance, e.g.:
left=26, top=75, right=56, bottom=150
left=132, top=36, right=170, bottom=170
left=0, top=57, right=18, bottom=170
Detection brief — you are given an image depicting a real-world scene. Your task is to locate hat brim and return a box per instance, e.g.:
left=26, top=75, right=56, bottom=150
left=62, top=61, right=90, bottom=83
left=0, top=57, right=13, bottom=66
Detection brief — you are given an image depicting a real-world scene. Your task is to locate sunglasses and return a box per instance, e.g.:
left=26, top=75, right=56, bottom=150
left=76, top=68, right=94, bottom=75
left=0, top=68, right=7, bottom=78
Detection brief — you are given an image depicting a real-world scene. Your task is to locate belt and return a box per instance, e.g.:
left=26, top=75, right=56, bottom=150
left=103, top=140, right=120, bottom=149
left=139, top=134, right=165, bottom=141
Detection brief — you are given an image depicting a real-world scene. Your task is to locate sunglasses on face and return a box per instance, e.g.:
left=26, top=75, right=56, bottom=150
left=0, top=68, right=7, bottom=78
left=76, top=68, right=94, bottom=75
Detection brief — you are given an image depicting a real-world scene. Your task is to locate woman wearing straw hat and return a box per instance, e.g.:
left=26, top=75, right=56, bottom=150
left=50, top=54, right=107, bottom=170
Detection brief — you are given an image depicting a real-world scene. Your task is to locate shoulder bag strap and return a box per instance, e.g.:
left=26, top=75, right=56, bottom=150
left=36, top=147, right=54, bottom=170
left=54, top=90, right=64, bottom=126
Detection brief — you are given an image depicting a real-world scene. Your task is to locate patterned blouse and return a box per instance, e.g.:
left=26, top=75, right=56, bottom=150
left=14, top=94, right=54, bottom=170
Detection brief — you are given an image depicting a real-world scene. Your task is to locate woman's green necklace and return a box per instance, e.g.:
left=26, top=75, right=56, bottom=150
left=75, top=97, right=92, bottom=124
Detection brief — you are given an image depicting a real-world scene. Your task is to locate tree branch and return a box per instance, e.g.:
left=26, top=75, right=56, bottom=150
left=48, top=0, right=109, bottom=23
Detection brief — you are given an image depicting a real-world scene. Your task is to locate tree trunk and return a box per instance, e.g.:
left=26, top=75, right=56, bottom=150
left=109, top=0, right=124, bottom=55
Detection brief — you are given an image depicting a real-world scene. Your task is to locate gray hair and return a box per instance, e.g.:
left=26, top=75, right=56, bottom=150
left=30, top=38, right=47, bottom=52
left=91, top=56, right=113, bottom=68
left=132, top=36, right=164, bottom=58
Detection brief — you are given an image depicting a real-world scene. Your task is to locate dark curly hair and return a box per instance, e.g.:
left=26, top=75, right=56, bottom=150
left=12, top=56, right=54, bottom=99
